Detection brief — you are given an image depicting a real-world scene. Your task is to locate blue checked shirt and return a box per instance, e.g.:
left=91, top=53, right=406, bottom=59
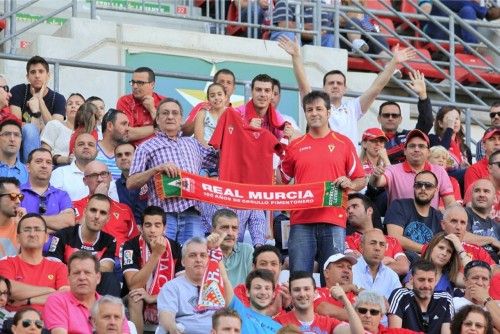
left=130, top=132, right=218, bottom=213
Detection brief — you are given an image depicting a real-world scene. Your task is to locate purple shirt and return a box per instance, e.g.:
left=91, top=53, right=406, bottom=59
left=20, top=182, right=73, bottom=215
left=129, top=132, right=217, bottom=213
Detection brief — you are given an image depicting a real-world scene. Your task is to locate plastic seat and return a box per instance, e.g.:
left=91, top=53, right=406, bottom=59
left=347, top=56, right=382, bottom=73
left=375, top=18, right=404, bottom=47
left=454, top=53, right=500, bottom=85
left=402, top=48, right=450, bottom=80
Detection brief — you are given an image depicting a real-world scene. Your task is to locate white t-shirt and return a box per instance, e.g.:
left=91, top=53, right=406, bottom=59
left=40, top=120, right=73, bottom=156
left=328, top=96, right=363, bottom=148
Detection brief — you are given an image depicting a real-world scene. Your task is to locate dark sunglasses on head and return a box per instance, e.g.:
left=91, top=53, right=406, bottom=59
left=357, top=307, right=381, bottom=316
left=0, top=192, right=24, bottom=201
left=413, top=181, right=436, bottom=190
left=380, top=113, right=401, bottom=119
left=489, top=112, right=500, bottom=118
left=21, top=319, right=43, bottom=329
left=1, top=85, right=8, bottom=93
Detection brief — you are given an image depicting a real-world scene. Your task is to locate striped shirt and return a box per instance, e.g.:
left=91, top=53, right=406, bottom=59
left=272, top=0, right=331, bottom=28
left=96, top=143, right=121, bottom=180
left=129, top=132, right=218, bottom=213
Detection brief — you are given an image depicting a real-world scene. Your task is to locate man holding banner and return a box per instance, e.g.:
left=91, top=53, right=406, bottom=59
left=278, top=91, right=366, bottom=284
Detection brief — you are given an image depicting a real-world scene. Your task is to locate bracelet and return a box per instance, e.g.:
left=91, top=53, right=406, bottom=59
left=27, top=297, right=31, bottom=305
left=284, top=304, right=294, bottom=312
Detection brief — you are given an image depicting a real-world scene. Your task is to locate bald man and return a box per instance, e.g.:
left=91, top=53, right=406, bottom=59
left=352, top=229, right=402, bottom=299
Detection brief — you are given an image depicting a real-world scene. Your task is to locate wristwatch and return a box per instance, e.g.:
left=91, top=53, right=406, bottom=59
left=483, top=297, right=492, bottom=306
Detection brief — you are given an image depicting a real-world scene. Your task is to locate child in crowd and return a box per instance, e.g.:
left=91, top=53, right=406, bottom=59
left=194, top=83, right=227, bottom=147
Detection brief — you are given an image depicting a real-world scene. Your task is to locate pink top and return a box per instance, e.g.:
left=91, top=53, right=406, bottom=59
left=43, top=291, right=130, bottom=334
left=384, top=161, right=454, bottom=209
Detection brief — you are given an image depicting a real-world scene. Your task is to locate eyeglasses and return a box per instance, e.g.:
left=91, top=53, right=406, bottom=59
left=21, top=319, right=44, bottom=329
left=21, top=227, right=46, bottom=234
left=129, top=80, right=151, bottom=86
left=39, top=195, right=47, bottom=215
left=489, top=161, right=500, bottom=168
left=414, top=181, right=436, bottom=190
left=406, top=143, right=428, bottom=150
left=356, top=307, right=381, bottom=316
left=489, top=112, right=500, bottom=118
left=0, top=193, right=24, bottom=201
left=380, top=113, right=401, bottom=119
left=0, top=85, right=9, bottom=93
left=84, top=171, right=110, bottom=179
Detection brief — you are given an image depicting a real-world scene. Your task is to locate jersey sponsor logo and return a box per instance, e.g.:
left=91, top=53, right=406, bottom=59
left=49, top=236, right=60, bottom=252
left=328, top=144, right=335, bottom=152
left=298, top=146, right=312, bottom=152
left=123, top=250, right=133, bottom=265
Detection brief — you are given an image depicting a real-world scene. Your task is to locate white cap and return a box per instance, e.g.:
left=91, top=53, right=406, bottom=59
left=323, top=253, right=357, bottom=271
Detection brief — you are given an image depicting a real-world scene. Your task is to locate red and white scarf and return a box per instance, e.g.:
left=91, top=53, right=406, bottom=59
left=197, top=247, right=225, bottom=311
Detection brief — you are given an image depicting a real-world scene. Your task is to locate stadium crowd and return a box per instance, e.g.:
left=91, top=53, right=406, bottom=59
left=0, top=9, right=499, bottom=332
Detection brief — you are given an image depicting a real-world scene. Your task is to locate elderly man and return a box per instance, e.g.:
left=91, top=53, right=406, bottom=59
left=371, top=129, right=455, bottom=209
left=127, top=98, right=217, bottom=244
left=91, top=295, right=126, bottom=334
left=116, top=67, right=165, bottom=145
left=43, top=251, right=130, bottom=334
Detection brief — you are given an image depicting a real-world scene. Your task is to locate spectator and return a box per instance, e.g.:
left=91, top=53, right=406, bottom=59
left=0, top=213, right=69, bottom=313
left=465, top=127, right=500, bottom=192
left=278, top=91, right=365, bottom=283
left=226, top=0, right=273, bottom=38
left=157, top=237, right=215, bottom=334
left=50, top=132, right=98, bottom=201
left=67, top=101, right=100, bottom=156
left=20, top=148, right=75, bottom=232
left=91, top=295, right=126, bottom=334
left=183, top=68, right=236, bottom=136
left=270, top=0, right=334, bottom=47
left=200, top=202, right=267, bottom=247
left=9, top=56, right=66, bottom=163
left=40, top=93, right=85, bottom=167
left=359, top=128, right=390, bottom=179
left=487, top=149, right=500, bottom=221
left=388, top=260, right=453, bottom=334
left=277, top=325, right=302, bottom=334
left=351, top=291, right=420, bottom=334
left=314, top=253, right=359, bottom=322
left=0, top=75, right=11, bottom=111
left=45, top=193, right=119, bottom=296
left=211, top=308, right=242, bottom=334
left=453, top=261, right=500, bottom=332
left=194, top=83, right=227, bottom=148
left=233, top=245, right=292, bottom=316
left=352, top=229, right=401, bottom=299
left=384, top=171, right=443, bottom=256
left=428, top=146, right=462, bottom=208
left=43, top=251, right=130, bottom=333
left=346, top=193, right=410, bottom=276
left=476, top=102, right=500, bottom=161
left=127, top=98, right=217, bottom=244
left=0, top=276, right=14, bottom=329
left=278, top=36, right=415, bottom=147
left=439, top=205, right=494, bottom=266
left=0, top=115, right=28, bottom=184
left=116, top=67, right=165, bottom=145
left=0, top=177, right=23, bottom=257
left=96, top=109, right=130, bottom=180
left=10, top=308, right=44, bottom=334
left=464, top=179, right=500, bottom=262
left=122, top=205, right=182, bottom=334
left=86, top=96, right=106, bottom=138
left=73, top=161, right=139, bottom=257
left=370, top=129, right=455, bottom=208
left=450, top=304, right=494, bottom=334
left=378, top=70, right=434, bottom=164
left=112, top=142, right=146, bottom=226
left=275, top=271, right=364, bottom=334
left=211, top=209, right=253, bottom=286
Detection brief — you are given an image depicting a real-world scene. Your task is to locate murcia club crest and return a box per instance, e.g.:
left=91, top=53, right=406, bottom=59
left=228, top=125, right=234, bottom=134
left=328, top=144, right=335, bottom=152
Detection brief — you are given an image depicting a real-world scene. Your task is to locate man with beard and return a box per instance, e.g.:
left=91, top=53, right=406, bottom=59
left=463, top=179, right=500, bottom=262
left=0, top=177, right=24, bottom=257
left=275, top=271, right=364, bottom=334
left=370, top=129, right=455, bottom=209
left=96, top=109, right=130, bottom=180
left=388, top=260, right=453, bottom=334
left=122, top=205, right=182, bottom=334
left=346, top=193, right=409, bottom=275
left=385, top=171, right=443, bottom=256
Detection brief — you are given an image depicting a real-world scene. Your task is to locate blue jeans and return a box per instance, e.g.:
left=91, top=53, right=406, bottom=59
left=288, top=223, right=345, bottom=284
left=21, top=123, right=41, bottom=163
left=270, top=31, right=334, bottom=48
left=165, top=207, right=203, bottom=244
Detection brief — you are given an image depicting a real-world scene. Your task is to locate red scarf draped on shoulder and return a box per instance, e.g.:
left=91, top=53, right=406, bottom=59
left=243, top=100, right=287, bottom=138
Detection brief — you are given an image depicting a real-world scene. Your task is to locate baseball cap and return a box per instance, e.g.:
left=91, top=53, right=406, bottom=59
left=0, top=112, right=22, bottom=130
left=404, top=129, right=430, bottom=147
left=482, top=126, right=500, bottom=141
left=323, top=253, right=357, bottom=270
left=362, top=128, right=388, bottom=142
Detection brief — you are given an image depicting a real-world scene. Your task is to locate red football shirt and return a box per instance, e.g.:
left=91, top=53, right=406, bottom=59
left=464, top=158, right=490, bottom=193
left=275, top=311, right=340, bottom=332
left=279, top=131, right=365, bottom=227
left=73, top=196, right=140, bottom=257
left=421, top=242, right=494, bottom=266
left=313, top=287, right=356, bottom=309
left=209, top=108, right=282, bottom=185
left=345, top=232, right=405, bottom=259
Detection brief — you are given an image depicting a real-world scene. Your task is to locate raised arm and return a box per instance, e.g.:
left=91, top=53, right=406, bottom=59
left=331, top=284, right=365, bottom=334
left=408, top=70, right=434, bottom=134
left=277, top=36, right=312, bottom=101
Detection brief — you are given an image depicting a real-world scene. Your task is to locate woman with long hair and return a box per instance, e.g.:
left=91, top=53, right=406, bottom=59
left=67, top=101, right=100, bottom=155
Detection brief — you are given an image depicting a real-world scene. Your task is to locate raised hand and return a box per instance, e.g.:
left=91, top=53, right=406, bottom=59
left=277, top=35, right=300, bottom=57
left=407, top=70, right=426, bottom=98
left=392, top=44, right=416, bottom=64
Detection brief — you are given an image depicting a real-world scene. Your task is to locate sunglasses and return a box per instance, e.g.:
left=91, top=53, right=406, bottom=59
left=380, top=113, right=401, bottom=119
left=422, top=314, right=429, bottom=332
left=39, top=195, right=47, bottom=215
left=357, top=307, right=381, bottom=316
left=414, top=181, right=436, bottom=190
left=489, top=112, right=500, bottom=118
left=0, top=193, right=24, bottom=201
left=1, top=85, right=8, bottom=93
left=21, top=319, right=44, bottom=329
